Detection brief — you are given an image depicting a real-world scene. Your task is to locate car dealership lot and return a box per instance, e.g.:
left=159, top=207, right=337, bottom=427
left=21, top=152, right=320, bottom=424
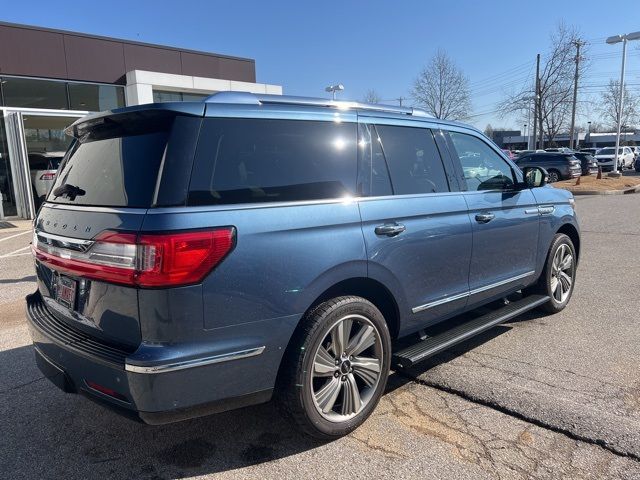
left=1, top=195, right=640, bottom=479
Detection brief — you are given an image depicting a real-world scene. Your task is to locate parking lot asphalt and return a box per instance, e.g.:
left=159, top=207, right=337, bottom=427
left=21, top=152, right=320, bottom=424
left=1, top=195, right=639, bottom=479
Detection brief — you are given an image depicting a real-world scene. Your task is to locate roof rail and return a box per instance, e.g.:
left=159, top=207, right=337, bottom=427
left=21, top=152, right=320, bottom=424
left=204, top=91, right=432, bottom=117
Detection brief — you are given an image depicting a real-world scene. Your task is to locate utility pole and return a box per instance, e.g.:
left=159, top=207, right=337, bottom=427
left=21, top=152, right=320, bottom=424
left=396, top=97, right=405, bottom=107
left=532, top=53, right=540, bottom=150
left=569, top=40, right=585, bottom=150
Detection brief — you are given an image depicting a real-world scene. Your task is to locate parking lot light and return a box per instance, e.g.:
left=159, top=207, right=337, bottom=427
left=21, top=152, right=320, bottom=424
left=606, top=31, right=640, bottom=174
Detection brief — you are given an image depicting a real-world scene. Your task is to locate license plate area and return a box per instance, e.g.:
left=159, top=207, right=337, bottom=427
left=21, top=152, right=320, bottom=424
left=55, top=274, right=77, bottom=310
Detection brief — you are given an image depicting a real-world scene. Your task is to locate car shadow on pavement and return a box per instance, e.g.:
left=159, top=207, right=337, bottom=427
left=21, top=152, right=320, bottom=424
left=0, top=326, right=510, bottom=479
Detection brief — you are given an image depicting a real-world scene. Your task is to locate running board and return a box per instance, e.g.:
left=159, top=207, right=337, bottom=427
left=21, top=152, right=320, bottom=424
left=392, top=294, right=550, bottom=369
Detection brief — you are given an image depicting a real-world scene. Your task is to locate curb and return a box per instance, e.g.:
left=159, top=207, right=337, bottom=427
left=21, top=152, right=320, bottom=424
left=566, top=185, right=640, bottom=196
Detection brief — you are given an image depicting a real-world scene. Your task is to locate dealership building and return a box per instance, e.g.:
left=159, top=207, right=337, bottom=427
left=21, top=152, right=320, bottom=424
left=0, top=21, right=282, bottom=219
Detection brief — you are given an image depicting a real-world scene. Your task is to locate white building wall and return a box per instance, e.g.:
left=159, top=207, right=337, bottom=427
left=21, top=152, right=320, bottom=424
left=125, top=70, right=282, bottom=106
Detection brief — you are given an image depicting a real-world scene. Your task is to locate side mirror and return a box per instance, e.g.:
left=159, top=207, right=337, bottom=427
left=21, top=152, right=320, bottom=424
left=522, top=166, right=548, bottom=188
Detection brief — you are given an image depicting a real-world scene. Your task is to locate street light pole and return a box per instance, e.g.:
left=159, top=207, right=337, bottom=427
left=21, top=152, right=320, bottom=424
left=325, top=84, right=344, bottom=100
left=606, top=31, right=640, bottom=175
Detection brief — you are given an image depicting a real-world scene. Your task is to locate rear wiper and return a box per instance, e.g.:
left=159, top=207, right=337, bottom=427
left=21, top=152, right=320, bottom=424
left=52, top=184, right=86, bottom=201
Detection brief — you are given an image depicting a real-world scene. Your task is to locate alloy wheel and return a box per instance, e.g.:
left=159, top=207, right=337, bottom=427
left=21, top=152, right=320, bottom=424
left=310, top=314, right=383, bottom=422
left=550, top=243, right=574, bottom=304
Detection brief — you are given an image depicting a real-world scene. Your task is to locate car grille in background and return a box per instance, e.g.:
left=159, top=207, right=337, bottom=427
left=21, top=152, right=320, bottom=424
left=27, top=292, right=129, bottom=366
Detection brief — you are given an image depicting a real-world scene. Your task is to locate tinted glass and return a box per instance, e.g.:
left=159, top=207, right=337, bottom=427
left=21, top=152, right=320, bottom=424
left=448, top=131, right=515, bottom=191
left=2, top=77, right=67, bottom=109
left=189, top=118, right=357, bottom=205
left=375, top=125, right=449, bottom=194
left=357, top=123, right=392, bottom=196
left=68, top=83, right=125, bottom=111
left=48, top=130, right=170, bottom=207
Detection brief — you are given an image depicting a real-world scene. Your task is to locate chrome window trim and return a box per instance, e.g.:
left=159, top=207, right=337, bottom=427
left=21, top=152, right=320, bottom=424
left=412, top=271, right=536, bottom=314
left=42, top=202, right=148, bottom=215
left=125, top=346, right=266, bottom=374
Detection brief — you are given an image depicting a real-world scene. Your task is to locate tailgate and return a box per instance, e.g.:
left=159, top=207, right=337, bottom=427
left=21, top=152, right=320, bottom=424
left=34, top=205, right=146, bottom=349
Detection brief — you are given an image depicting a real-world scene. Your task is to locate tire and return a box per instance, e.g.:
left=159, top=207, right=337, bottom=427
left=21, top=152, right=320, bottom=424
left=279, top=296, right=391, bottom=439
left=530, top=233, right=577, bottom=314
left=547, top=170, right=560, bottom=183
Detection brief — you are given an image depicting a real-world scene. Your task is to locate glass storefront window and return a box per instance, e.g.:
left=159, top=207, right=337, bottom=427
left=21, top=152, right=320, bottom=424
left=68, top=83, right=125, bottom=111
left=0, top=116, right=17, bottom=217
left=1, top=77, right=68, bottom=110
left=153, top=90, right=208, bottom=103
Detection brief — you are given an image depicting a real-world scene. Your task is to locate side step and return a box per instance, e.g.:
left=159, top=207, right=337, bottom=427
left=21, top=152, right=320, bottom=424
left=392, top=294, right=550, bottom=369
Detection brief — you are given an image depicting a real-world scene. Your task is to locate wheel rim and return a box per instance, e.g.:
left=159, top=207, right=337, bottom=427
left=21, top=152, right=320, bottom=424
left=310, top=314, right=383, bottom=423
left=549, top=172, right=559, bottom=182
left=550, top=243, right=574, bottom=304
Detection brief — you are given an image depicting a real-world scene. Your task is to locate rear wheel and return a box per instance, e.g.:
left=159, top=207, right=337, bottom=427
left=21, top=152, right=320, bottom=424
left=531, top=233, right=577, bottom=313
left=280, top=296, right=391, bottom=439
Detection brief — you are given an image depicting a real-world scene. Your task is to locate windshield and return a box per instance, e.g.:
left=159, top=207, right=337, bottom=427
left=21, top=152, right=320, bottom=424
left=598, top=148, right=622, bottom=155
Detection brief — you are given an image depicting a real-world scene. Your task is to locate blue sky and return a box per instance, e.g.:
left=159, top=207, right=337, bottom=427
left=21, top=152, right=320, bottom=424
left=2, top=0, right=640, bottom=130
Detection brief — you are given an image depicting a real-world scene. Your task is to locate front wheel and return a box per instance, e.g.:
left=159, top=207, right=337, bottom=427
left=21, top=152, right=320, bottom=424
left=280, top=296, right=391, bottom=439
left=532, top=233, right=577, bottom=313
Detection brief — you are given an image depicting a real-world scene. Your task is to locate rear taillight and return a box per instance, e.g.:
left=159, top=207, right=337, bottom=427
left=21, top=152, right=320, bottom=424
left=39, top=172, right=56, bottom=180
left=32, top=228, right=235, bottom=288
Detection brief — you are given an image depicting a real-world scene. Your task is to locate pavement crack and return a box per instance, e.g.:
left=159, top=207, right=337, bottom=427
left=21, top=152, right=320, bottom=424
left=0, top=375, right=45, bottom=395
left=397, top=370, right=640, bottom=464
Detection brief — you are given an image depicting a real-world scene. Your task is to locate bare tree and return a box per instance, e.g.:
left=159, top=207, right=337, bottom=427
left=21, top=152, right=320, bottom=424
left=362, top=89, right=381, bottom=104
left=499, top=24, right=586, bottom=146
left=597, top=79, right=639, bottom=130
left=412, top=49, right=471, bottom=120
left=484, top=123, right=494, bottom=138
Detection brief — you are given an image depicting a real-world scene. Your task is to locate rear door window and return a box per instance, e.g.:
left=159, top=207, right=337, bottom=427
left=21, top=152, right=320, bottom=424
left=188, top=118, right=357, bottom=205
left=374, top=125, right=450, bottom=194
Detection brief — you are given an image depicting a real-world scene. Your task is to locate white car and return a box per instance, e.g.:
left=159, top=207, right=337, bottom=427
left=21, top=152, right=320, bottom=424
left=29, top=152, right=64, bottom=205
left=595, top=146, right=635, bottom=171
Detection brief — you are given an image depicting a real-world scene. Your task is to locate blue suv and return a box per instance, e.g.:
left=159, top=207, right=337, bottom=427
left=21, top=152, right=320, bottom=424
left=26, top=93, right=580, bottom=438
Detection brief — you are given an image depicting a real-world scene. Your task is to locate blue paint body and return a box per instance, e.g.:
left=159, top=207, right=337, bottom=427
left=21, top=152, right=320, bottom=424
left=26, top=95, right=580, bottom=424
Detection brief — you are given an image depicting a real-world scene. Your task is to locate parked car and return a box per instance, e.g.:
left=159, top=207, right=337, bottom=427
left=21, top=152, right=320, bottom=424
left=29, top=152, right=64, bottom=206
left=595, top=146, right=635, bottom=171
left=572, top=152, right=599, bottom=176
left=515, top=152, right=582, bottom=182
left=545, top=147, right=574, bottom=154
left=635, top=155, right=640, bottom=173
left=631, top=146, right=640, bottom=160
left=580, top=148, right=600, bottom=156
left=26, top=93, right=580, bottom=439
left=515, top=149, right=535, bottom=158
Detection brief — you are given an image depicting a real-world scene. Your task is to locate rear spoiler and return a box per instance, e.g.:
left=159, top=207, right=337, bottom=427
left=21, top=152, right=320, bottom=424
left=65, top=102, right=206, bottom=139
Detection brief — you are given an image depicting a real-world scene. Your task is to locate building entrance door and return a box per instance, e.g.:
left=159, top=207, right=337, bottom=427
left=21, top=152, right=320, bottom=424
left=2, top=110, right=84, bottom=219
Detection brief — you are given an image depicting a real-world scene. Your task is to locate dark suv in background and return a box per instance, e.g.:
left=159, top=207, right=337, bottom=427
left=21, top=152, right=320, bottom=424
left=572, top=152, right=599, bottom=176
left=26, top=93, right=580, bottom=439
left=515, top=152, right=582, bottom=182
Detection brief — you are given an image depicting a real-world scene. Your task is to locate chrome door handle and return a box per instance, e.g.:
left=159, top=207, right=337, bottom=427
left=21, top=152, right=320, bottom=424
left=375, top=223, right=406, bottom=237
left=475, top=213, right=495, bottom=224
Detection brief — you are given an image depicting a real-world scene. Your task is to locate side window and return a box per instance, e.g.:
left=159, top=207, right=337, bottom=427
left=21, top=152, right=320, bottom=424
left=188, top=118, right=357, bottom=205
left=357, top=123, right=392, bottom=197
left=447, top=131, right=515, bottom=191
left=375, top=125, right=450, bottom=194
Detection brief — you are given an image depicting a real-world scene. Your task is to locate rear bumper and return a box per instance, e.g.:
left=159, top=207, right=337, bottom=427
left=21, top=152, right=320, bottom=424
left=26, top=291, right=281, bottom=424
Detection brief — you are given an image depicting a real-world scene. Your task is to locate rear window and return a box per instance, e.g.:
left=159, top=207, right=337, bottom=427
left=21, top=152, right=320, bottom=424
left=47, top=131, right=169, bottom=207
left=46, top=110, right=195, bottom=208
left=188, top=118, right=357, bottom=205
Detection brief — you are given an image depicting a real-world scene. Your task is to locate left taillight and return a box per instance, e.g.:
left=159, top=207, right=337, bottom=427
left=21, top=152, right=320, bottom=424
left=32, top=228, right=236, bottom=288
